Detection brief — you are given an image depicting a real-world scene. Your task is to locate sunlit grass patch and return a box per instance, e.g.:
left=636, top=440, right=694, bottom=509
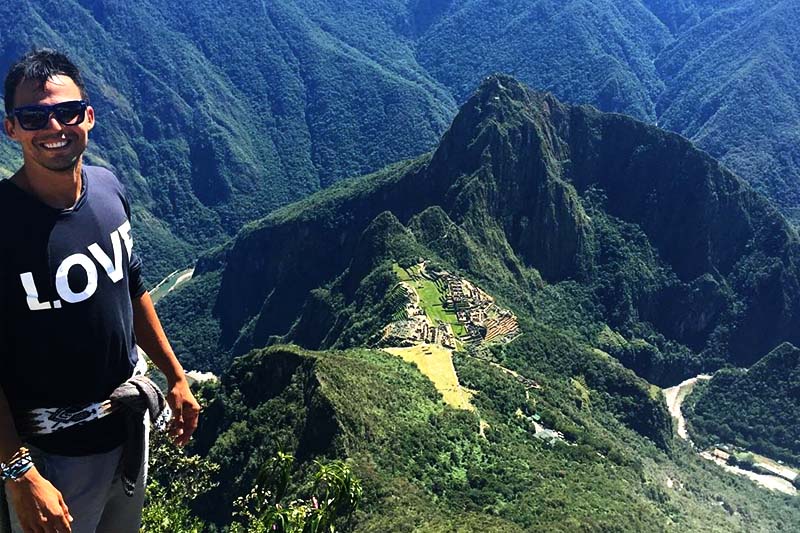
left=384, top=344, right=474, bottom=411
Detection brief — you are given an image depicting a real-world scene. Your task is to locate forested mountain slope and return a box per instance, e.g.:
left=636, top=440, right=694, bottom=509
left=2, top=0, right=798, bottom=283
left=411, top=0, right=671, bottom=118
left=161, top=76, right=800, bottom=388
left=0, top=0, right=455, bottom=280
left=161, top=72, right=800, bottom=532
left=652, top=0, right=800, bottom=221
left=414, top=0, right=800, bottom=221
left=685, top=342, right=800, bottom=467
left=186, top=343, right=800, bottom=531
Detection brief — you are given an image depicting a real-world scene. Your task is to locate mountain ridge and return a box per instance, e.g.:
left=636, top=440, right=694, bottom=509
left=186, top=341, right=800, bottom=530
left=156, top=73, right=800, bottom=531
left=162, top=75, right=800, bottom=387
left=3, top=0, right=799, bottom=283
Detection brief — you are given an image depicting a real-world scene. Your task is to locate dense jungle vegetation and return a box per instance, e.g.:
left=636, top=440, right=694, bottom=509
left=2, top=0, right=799, bottom=284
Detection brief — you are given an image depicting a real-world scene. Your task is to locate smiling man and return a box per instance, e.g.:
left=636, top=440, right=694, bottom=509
left=0, top=49, right=200, bottom=533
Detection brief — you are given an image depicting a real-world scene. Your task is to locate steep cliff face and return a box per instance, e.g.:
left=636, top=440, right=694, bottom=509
left=201, top=75, right=799, bottom=371
left=191, top=347, right=342, bottom=523
left=211, top=158, right=432, bottom=350
left=548, top=94, right=800, bottom=364
left=162, top=75, right=800, bottom=390
left=430, top=77, right=592, bottom=281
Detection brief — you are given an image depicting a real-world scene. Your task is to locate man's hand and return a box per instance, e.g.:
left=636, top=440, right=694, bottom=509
left=132, top=292, right=200, bottom=446
left=6, top=467, right=73, bottom=533
left=166, top=379, right=200, bottom=447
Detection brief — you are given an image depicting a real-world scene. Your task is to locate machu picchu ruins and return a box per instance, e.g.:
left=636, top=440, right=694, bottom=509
left=382, top=262, right=520, bottom=349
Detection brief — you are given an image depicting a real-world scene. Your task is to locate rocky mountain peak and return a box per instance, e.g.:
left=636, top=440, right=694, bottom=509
left=166, top=76, right=800, bottom=381
left=432, top=74, right=569, bottom=173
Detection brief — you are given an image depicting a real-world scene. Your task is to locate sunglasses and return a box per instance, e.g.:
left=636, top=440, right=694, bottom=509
left=10, top=100, right=88, bottom=131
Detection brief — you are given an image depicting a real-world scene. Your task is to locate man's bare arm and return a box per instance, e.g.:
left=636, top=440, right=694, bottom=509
left=0, top=388, right=24, bottom=464
left=131, top=291, right=200, bottom=446
left=0, top=386, right=72, bottom=532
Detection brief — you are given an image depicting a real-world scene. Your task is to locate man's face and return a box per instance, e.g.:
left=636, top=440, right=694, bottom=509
left=3, top=74, right=95, bottom=173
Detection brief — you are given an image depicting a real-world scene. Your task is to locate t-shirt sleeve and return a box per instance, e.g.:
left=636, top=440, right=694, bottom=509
left=120, top=189, right=147, bottom=299
left=128, top=247, right=146, bottom=299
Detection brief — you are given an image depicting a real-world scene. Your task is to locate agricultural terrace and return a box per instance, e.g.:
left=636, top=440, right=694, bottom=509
left=383, top=344, right=475, bottom=411
left=384, top=263, right=522, bottom=413
left=392, top=264, right=466, bottom=337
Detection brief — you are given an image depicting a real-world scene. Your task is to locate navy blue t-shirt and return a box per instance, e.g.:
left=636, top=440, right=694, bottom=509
left=0, top=165, right=147, bottom=455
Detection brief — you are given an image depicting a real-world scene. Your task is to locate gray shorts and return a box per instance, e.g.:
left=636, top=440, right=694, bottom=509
left=1, top=442, right=146, bottom=533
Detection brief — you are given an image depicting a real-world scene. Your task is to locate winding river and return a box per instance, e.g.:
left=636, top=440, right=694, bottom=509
left=664, top=375, right=797, bottom=496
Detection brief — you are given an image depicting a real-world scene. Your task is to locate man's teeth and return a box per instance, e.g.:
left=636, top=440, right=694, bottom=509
left=43, top=141, right=68, bottom=149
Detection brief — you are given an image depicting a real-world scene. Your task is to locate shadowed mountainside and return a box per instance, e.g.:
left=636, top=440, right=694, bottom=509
left=162, top=76, right=800, bottom=388
left=2, top=0, right=798, bottom=284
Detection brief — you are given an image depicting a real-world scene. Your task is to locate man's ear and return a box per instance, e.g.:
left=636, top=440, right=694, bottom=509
left=85, top=106, right=95, bottom=131
left=4, top=116, right=18, bottom=140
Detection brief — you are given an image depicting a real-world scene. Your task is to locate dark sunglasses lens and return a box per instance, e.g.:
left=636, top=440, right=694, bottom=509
left=54, top=102, right=85, bottom=125
left=17, top=109, right=49, bottom=130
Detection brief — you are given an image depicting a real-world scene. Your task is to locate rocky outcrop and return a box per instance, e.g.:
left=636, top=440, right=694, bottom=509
left=179, top=75, right=800, bottom=378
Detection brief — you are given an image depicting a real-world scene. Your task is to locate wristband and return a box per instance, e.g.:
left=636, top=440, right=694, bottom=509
left=1, top=447, right=34, bottom=482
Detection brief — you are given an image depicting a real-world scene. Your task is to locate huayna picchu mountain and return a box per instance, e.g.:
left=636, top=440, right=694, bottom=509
left=158, top=75, right=800, bottom=530
left=163, top=75, right=800, bottom=384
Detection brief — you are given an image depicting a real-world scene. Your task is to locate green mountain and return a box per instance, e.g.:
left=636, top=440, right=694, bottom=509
left=186, top=343, right=800, bottom=531
left=157, top=74, right=800, bottom=525
left=411, top=0, right=670, bottom=119
left=651, top=0, right=800, bottom=222
left=415, top=0, right=800, bottom=223
left=3, top=0, right=799, bottom=285
left=685, top=342, right=800, bottom=467
left=161, top=76, right=800, bottom=384
left=0, top=0, right=455, bottom=281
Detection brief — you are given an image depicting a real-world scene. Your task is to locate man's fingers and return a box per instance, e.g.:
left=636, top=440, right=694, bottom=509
left=34, top=512, right=50, bottom=533
left=39, top=499, right=71, bottom=533
left=26, top=516, right=46, bottom=533
left=185, top=403, right=199, bottom=419
left=26, top=505, right=70, bottom=533
left=181, top=402, right=201, bottom=444
left=184, top=404, right=199, bottom=428
left=16, top=500, right=47, bottom=533
left=42, top=514, right=70, bottom=533
left=174, top=406, right=200, bottom=446
left=169, top=405, right=185, bottom=443
left=166, top=387, right=201, bottom=446
left=170, top=406, right=183, bottom=430
left=57, top=495, right=73, bottom=532
left=9, top=469, right=72, bottom=533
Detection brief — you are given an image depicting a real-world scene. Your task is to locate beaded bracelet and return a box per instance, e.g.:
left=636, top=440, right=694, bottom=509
left=5, top=447, right=28, bottom=464
left=1, top=447, right=34, bottom=482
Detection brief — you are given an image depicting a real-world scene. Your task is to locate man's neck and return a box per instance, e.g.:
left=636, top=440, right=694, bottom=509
left=12, top=160, right=83, bottom=210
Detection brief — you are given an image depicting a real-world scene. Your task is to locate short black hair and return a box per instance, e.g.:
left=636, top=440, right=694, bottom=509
left=3, top=48, right=89, bottom=116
